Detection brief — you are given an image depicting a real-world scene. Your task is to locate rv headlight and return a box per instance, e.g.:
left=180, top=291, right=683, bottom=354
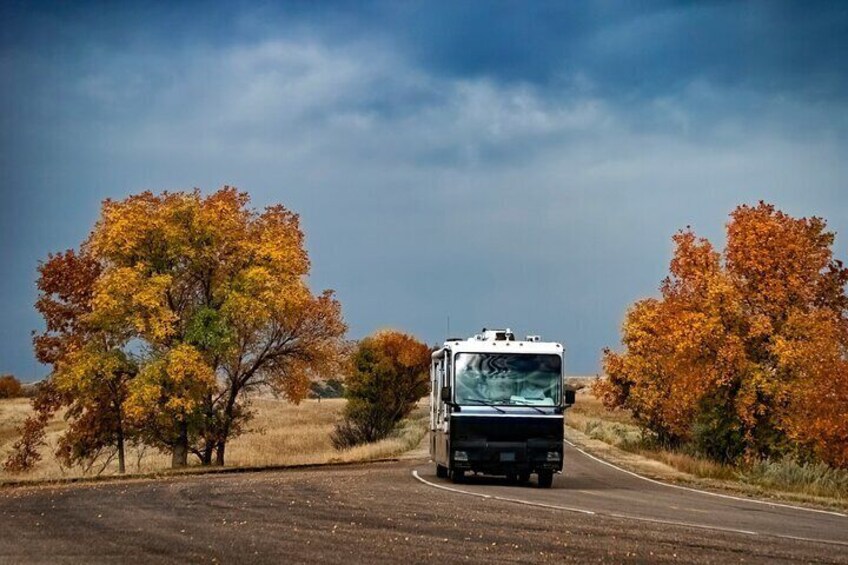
left=546, top=451, right=561, bottom=462
left=454, top=450, right=469, bottom=462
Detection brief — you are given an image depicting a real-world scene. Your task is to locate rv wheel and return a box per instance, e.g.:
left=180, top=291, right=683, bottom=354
left=436, top=464, right=448, bottom=479
left=537, top=471, right=553, bottom=488
left=518, top=472, right=531, bottom=484
left=451, top=469, right=465, bottom=483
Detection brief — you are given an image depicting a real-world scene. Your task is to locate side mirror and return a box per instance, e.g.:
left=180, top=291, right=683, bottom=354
left=564, top=389, right=576, bottom=406
left=440, top=386, right=452, bottom=403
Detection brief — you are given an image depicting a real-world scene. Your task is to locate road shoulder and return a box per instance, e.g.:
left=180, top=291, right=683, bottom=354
left=565, top=425, right=848, bottom=513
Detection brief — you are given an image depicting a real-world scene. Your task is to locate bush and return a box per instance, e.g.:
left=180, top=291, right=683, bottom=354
left=332, top=330, right=430, bottom=449
left=0, top=375, right=23, bottom=399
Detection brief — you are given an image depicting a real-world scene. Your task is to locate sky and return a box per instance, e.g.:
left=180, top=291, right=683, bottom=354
left=1, top=1, right=847, bottom=380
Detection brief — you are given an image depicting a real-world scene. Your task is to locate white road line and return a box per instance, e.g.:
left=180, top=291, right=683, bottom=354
left=605, top=512, right=758, bottom=536
left=412, top=469, right=848, bottom=548
left=411, top=471, right=492, bottom=499
left=411, top=470, right=593, bottom=515
left=771, top=534, right=848, bottom=548
left=564, top=439, right=847, bottom=518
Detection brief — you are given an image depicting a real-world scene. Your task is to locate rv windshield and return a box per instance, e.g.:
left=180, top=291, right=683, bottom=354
left=454, top=353, right=561, bottom=406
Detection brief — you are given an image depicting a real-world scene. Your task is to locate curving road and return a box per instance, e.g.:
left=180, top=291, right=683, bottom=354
left=414, top=441, right=848, bottom=548
left=0, top=443, right=846, bottom=563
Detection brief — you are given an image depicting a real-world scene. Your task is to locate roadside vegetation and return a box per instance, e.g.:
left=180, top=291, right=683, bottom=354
left=0, top=375, right=23, bottom=399
left=0, top=396, right=428, bottom=483
left=588, top=202, right=848, bottom=505
left=4, top=187, right=347, bottom=475
left=2, top=187, right=435, bottom=482
left=568, top=389, right=848, bottom=504
left=332, top=330, right=430, bottom=449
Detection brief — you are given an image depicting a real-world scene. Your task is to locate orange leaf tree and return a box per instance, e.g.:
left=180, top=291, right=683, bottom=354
left=598, top=202, right=848, bottom=467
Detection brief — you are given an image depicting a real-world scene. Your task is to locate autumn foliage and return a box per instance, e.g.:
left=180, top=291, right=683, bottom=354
left=597, top=203, right=848, bottom=468
left=0, top=375, right=23, bottom=399
left=332, top=330, right=430, bottom=448
left=5, top=187, right=346, bottom=473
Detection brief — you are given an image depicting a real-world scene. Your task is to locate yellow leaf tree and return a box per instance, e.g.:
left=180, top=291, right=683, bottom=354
left=11, top=187, right=346, bottom=471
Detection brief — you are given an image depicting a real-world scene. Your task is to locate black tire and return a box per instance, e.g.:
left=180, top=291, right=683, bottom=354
left=436, top=464, right=449, bottom=479
left=506, top=473, right=518, bottom=484
left=518, top=472, right=531, bottom=484
left=537, top=471, right=553, bottom=488
left=451, top=469, right=465, bottom=483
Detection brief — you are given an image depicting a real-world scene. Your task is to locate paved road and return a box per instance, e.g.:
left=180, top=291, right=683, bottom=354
left=0, top=446, right=846, bottom=563
left=415, top=442, right=848, bottom=547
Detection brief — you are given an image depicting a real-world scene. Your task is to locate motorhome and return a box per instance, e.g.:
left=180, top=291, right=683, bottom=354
left=429, top=328, right=575, bottom=488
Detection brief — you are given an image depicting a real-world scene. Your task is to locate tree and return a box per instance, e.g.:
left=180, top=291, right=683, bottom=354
left=598, top=202, right=848, bottom=467
left=7, top=187, right=347, bottom=472
left=5, top=250, right=137, bottom=474
left=332, top=330, right=430, bottom=448
left=0, top=375, right=23, bottom=399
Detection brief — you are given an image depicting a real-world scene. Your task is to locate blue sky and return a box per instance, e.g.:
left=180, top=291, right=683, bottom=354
left=2, top=1, right=847, bottom=379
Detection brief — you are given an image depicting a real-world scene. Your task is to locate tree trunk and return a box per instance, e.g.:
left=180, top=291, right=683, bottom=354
left=215, top=440, right=226, bottom=466
left=171, top=420, right=189, bottom=468
left=201, top=442, right=214, bottom=465
left=214, top=384, right=239, bottom=467
left=200, top=394, right=215, bottom=466
left=116, top=426, right=126, bottom=474
left=112, top=386, right=127, bottom=474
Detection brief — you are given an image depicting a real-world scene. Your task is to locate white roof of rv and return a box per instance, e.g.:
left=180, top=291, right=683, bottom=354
left=436, top=338, right=563, bottom=356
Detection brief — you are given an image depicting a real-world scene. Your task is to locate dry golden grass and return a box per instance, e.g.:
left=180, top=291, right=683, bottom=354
left=567, top=389, right=637, bottom=425
left=225, top=398, right=428, bottom=467
left=634, top=448, right=736, bottom=481
left=0, top=397, right=428, bottom=483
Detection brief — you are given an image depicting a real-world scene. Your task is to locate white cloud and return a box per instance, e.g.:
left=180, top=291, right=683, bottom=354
left=5, top=35, right=848, bottom=373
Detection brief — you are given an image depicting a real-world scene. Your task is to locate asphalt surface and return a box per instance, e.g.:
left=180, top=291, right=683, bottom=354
left=0, top=444, right=846, bottom=564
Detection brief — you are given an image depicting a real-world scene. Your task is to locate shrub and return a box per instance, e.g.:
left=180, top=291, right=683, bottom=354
left=332, top=330, right=430, bottom=449
left=0, top=375, right=23, bottom=399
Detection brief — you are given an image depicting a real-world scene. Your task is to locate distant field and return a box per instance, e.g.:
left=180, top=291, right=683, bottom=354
left=0, top=397, right=427, bottom=483
left=565, top=375, right=601, bottom=390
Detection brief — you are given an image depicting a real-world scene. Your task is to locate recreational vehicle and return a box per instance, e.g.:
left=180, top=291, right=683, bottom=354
left=429, top=328, right=575, bottom=488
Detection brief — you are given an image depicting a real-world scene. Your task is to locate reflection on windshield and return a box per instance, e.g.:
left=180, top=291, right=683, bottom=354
left=455, top=353, right=561, bottom=406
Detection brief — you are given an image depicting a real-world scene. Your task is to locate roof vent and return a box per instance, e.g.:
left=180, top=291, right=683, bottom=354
left=476, top=328, right=515, bottom=341
left=526, top=335, right=541, bottom=342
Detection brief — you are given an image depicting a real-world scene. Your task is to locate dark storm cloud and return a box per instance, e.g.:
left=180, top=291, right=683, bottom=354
left=1, top=1, right=847, bottom=379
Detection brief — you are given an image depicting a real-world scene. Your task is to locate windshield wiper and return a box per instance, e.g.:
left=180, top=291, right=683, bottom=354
left=509, top=399, right=547, bottom=414
left=462, top=399, right=506, bottom=414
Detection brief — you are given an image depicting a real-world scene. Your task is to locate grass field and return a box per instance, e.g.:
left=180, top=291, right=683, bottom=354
left=0, top=397, right=428, bottom=483
left=566, top=388, right=848, bottom=505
